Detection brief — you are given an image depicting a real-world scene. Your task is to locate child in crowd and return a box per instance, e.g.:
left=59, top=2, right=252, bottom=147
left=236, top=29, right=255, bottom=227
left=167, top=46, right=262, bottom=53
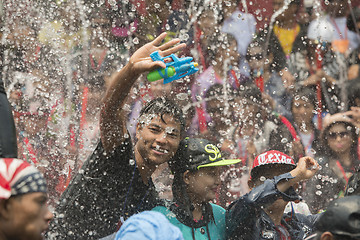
left=226, top=150, right=320, bottom=239
left=152, top=137, right=241, bottom=239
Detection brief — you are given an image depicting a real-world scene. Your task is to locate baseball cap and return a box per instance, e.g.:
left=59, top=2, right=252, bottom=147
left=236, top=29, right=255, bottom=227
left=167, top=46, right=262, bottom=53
left=169, top=138, right=241, bottom=173
left=0, top=158, right=47, bottom=199
left=250, top=150, right=297, bottom=179
left=305, top=196, right=360, bottom=240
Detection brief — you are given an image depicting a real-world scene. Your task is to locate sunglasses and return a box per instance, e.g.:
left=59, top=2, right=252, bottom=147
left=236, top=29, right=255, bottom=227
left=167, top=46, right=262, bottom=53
left=328, top=131, right=351, bottom=139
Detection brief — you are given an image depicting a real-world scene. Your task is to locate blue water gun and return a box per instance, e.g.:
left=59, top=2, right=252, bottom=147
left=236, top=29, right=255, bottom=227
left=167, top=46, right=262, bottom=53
left=147, top=51, right=199, bottom=84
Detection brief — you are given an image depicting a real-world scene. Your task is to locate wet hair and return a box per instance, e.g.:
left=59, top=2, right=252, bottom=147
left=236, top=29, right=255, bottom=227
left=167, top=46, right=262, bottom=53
left=236, top=83, right=263, bottom=105
left=322, top=121, right=359, bottom=161
left=347, top=7, right=360, bottom=32
left=138, top=97, right=186, bottom=136
left=347, top=79, right=360, bottom=108
left=291, top=87, right=317, bottom=111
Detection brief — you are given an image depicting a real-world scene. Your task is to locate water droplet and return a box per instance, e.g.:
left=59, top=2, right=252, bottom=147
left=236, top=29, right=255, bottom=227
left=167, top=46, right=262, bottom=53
left=132, top=37, right=139, bottom=44
left=129, top=159, right=135, bottom=165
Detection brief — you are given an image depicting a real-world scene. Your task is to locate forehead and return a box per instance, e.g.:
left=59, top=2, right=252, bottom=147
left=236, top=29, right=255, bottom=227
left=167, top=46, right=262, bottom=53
left=293, top=98, right=313, bottom=105
left=145, top=114, right=181, bottom=130
left=328, top=123, right=347, bottom=132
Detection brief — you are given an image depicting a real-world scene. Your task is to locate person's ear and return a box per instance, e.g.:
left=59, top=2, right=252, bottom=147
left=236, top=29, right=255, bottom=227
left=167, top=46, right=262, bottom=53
left=135, top=123, right=143, bottom=140
left=248, top=179, right=254, bottom=189
left=183, top=170, right=191, bottom=185
left=0, top=199, right=13, bottom=220
left=320, top=231, right=334, bottom=240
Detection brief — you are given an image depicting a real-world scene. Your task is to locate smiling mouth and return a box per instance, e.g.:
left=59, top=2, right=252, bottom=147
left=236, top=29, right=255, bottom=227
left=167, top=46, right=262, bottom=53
left=151, top=146, right=169, bottom=154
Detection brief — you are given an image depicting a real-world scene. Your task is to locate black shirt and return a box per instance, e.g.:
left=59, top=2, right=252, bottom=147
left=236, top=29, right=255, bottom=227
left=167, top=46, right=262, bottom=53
left=47, top=136, right=158, bottom=239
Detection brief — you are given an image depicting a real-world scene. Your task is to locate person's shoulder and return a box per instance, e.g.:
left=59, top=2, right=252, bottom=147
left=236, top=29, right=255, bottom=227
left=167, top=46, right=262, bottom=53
left=210, top=203, right=225, bottom=213
left=152, top=205, right=171, bottom=214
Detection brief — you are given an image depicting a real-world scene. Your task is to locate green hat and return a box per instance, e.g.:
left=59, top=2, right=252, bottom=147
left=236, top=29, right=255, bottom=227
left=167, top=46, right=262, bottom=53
left=169, top=138, right=241, bottom=173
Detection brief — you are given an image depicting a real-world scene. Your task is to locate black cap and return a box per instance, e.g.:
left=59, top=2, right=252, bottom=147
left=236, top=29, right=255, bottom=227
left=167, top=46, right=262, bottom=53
left=169, top=138, right=241, bottom=174
left=307, top=196, right=360, bottom=239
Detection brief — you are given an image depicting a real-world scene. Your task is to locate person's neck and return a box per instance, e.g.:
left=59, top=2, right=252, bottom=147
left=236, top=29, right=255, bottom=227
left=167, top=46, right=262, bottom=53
left=264, top=205, right=286, bottom=226
left=337, top=151, right=352, bottom=168
left=295, top=121, right=314, bottom=133
left=277, top=20, right=297, bottom=29
left=188, top=194, right=204, bottom=221
left=134, top=145, right=156, bottom=184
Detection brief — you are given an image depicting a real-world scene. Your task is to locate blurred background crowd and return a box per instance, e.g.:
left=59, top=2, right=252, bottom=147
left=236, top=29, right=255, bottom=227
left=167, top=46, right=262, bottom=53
left=3, top=0, right=360, bottom=213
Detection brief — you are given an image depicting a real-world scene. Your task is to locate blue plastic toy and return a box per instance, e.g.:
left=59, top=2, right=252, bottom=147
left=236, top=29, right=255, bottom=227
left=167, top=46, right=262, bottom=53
left=147, top=51, right=199, bottom=84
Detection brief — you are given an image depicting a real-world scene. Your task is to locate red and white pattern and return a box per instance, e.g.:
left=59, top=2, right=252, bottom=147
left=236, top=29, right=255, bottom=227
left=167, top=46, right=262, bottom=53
left=252, top=150, right=296, bottom=169
left=0, top=158, right=37, bottom=199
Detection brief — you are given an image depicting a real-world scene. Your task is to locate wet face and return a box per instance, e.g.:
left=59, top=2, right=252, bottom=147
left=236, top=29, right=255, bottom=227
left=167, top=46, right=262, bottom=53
left=247, top=46, right=265, bottom=71
left=185, top=167, right=221, bottom=203
left=218, top=39, right=239, bottom=67
left=292, top=98, right=315, bottom=126
left=136, top=114, right=181, bottom=166
left=326, top=123, right=354, bottom=155
left=206, top=98, right=230, bottom=127
left=2, top=192, right=53, bottom=240
left=198, top=10, right=217, bottom=36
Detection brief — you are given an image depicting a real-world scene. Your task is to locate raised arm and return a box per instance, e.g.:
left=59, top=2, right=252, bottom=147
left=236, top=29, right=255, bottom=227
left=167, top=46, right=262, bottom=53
left=100, top=33, right=186, bottom=151
left=277, top=156, right=319, bottom=193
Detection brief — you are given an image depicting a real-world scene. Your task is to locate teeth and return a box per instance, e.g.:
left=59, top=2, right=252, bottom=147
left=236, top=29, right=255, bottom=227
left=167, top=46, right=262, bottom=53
left=154, top=146, right=167, bottom=153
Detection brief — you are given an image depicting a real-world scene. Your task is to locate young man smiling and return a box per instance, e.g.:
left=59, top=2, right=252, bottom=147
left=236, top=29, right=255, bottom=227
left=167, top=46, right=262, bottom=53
left=47, top=33, right=186, bottom=239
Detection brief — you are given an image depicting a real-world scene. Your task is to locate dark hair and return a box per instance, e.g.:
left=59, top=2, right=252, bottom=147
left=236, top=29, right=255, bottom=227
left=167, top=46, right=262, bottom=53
left=139, top=97, right=186, bottom=136
left=291, top=87, right=317, bottom=111
left=322, top=121, right=359, bottom=161
left=347, top=79, right=360, bottom=108
left=347, top=7, right=360, bottom=32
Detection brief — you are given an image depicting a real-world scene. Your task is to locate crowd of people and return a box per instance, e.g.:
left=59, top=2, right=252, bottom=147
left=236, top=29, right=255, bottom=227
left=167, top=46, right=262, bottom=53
left=2, top=0, right=360, bottom=239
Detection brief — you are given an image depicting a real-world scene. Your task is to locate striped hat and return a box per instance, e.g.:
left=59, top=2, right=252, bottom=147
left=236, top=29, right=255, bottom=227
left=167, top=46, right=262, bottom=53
left=0, top=158, right=47, bottom=199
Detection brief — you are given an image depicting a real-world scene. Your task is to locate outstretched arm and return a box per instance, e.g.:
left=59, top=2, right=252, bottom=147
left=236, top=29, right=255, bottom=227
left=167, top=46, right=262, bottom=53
left=100, top=33, right=186, bottom=151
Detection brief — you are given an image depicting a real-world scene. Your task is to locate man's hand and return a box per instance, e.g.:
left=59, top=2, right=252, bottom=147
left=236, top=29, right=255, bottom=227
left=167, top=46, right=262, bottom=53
left=277, top=156, right=319, bottom=193
left=290, top=156, right=319, bottom=181
left=129, top=32, right=186, bottom=75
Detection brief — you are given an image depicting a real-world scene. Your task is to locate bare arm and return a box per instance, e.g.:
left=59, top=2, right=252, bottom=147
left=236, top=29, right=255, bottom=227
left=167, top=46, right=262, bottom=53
left=100, top=32, right=186, bottom=151
left=277, top=156, right=319, bottom=193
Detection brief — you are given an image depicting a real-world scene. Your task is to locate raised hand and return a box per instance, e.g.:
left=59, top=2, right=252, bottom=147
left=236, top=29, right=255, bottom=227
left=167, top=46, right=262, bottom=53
left=129, top=32, right=186, bottom=75
left=291, top=156, right=319, bottom=181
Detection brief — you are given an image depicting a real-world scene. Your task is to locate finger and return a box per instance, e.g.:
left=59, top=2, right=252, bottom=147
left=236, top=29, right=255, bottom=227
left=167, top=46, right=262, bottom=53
left=158, top=38, right=181, bottom=51
left=151, top=32, right=168, bottom=46
left=152, top=61, right=166, bottom=69
left=162, top=43, right=186, bottom=56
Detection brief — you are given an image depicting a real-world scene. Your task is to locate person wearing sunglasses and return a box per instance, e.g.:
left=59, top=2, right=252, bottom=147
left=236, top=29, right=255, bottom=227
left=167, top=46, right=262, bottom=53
left=302, top=113, right=360, bottom=213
